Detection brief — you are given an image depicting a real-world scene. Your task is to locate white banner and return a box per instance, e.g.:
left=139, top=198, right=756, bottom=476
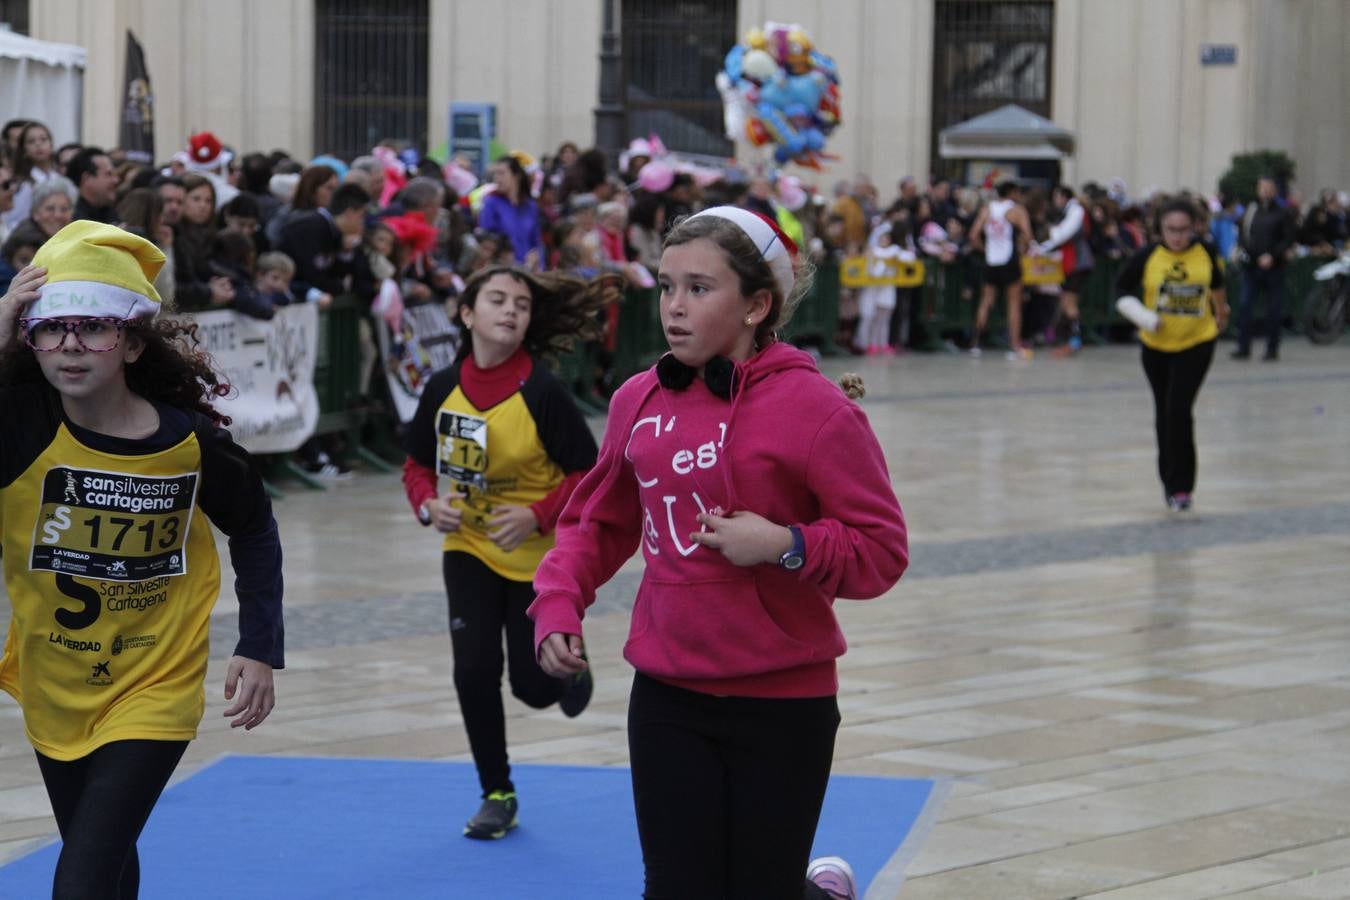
left=188, top=304, right=320, bottom=454
left=374, top=295, right=461, bottom=424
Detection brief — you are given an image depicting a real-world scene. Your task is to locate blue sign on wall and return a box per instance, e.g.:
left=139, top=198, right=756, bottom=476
left=449, top=103, right=497, bottom=180
left=1200, top=44, right=1238, bottom=66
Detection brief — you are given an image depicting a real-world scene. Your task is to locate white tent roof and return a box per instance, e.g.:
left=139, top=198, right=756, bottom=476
left=0, top=29, right=87, bottom=146
left=938, top=104, right=1075, bottom=160
left=0, top=29, right=86, bottom=69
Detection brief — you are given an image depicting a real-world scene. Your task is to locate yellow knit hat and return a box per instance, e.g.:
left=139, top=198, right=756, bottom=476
left=27, top=221, right=164, bottom=320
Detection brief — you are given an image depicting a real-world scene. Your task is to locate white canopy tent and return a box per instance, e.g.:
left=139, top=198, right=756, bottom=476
left=0, top=28, right=86, bottom=145
left=938, top=104, right=1076, bottom=162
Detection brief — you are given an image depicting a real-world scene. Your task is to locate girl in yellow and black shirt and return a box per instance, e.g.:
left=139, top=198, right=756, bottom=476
left=0, top=222, right=283, bottom=898
left=402, top=265, right=609, bottom=840
left=1115, top=199, right=1229, bottom=512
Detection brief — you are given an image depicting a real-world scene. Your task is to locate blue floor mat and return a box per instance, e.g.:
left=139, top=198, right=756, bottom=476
left=0, top=755, right=936, bottom=899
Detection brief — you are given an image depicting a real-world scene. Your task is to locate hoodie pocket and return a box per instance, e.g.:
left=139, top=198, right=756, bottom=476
left=626, top=574, right=820, bottom=680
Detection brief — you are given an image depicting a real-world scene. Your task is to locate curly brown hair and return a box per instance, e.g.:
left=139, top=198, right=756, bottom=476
left=0, top=317, right=234, bottom=425
left=454, top=265, right=616, bottom=364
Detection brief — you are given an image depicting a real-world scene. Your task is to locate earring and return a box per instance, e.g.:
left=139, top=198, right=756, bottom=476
left=745, top=315, right=754, bottom=327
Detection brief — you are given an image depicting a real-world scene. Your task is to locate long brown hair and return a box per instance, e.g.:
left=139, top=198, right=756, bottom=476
left=293, top=164, right=339, bottom=211
left=0, top=317, right=233, bottom=425
left=116, top=187, right=164, bottom=236
left=13, top=122, right=53, bottom=183
left=454, top=265, right=614, bottom=364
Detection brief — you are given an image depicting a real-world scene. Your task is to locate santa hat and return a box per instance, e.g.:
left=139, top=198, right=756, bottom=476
left=689, top=206, right=797, bottom=300
left=27, top=221, right=164, bottom=320
left=187, top=131, right=233, bottom=172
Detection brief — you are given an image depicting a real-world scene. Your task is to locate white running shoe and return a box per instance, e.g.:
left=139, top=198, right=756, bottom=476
left=807, top=856, right=858, bottom=900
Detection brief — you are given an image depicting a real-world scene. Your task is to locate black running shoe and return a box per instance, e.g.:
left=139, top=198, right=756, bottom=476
left=558, top=660, right=593, bottom=719
left=463, top=791, right=518, bottom=840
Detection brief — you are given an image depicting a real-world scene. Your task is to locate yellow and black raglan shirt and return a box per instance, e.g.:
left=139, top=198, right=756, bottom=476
left=0, top=382, right=284, bottom=761
left=404, top=349, right=598, bottom=583
left=1115, top=239, right=1225, bottom=353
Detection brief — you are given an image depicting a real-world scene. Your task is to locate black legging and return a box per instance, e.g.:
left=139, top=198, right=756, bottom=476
left=36, top=739, right=188, bottom=900
left=1141, top=339, right=1215, bottom=496
left=627, top=672, right=841, bottom=899
left=443, top=550, right=563, bottom=796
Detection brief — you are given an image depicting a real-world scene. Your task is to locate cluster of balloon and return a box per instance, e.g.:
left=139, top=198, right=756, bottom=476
left=715, top=22, right=841, bottom=169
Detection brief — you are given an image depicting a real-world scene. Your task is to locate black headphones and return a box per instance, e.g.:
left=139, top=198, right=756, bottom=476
left=657, top=353, right=739, bottom=400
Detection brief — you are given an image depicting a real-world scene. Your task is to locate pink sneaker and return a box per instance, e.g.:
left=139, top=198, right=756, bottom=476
left=807, top=856, right=858, bottom=900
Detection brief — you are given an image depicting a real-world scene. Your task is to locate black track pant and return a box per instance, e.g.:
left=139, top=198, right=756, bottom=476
left=1141, top=339, right=1215, bottom=497
left=36, top=739, right=188, bottom=900
left=443, top=550, right=563, bottom=795
left=628, top=672, right=841, bottom=899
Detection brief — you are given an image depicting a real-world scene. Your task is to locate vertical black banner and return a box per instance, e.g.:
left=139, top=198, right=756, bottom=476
left=119, top=30, right=155, bottom=163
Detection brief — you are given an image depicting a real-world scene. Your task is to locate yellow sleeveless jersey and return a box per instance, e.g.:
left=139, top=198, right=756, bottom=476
left=405, top=358, right=598, bottom=584
left=1117, top=240, right=1225, bottom=353
left=0, top=385, right=284, bottom=761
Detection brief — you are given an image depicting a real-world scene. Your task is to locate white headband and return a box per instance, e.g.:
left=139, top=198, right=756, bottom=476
left=688, top=206, right=795, bottom=300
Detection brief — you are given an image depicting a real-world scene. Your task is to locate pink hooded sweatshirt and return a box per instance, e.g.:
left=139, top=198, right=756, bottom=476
left=528, top=341, right=908, bottom=698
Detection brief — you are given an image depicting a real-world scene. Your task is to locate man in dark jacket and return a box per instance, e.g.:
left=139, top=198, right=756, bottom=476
left=277, top=183, right=374, bottom=305
left=1234, top=176, right=1296, bottom=360
left=68, top=147, right=119, bottom=224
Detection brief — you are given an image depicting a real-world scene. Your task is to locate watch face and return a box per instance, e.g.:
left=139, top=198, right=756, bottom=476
left=782, top=554, right=804, bottom=571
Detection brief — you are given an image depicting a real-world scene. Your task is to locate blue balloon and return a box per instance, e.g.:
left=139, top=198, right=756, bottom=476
left=724, top=44, right=745, bottom=81
left=785, top=73, right=823, bottom=112
left=809, top=50, right=839, bottom=82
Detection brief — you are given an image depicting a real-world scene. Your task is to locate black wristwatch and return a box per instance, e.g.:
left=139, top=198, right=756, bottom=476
left=778, top=525, right=805, bottom=571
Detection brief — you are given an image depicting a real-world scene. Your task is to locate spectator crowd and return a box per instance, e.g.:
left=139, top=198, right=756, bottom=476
left=1, top=115, right=1345, bottom=414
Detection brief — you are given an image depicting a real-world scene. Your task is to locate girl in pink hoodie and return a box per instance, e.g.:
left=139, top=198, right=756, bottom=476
left=530, top=207, right=908, bottom=899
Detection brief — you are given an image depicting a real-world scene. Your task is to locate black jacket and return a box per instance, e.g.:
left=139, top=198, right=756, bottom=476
left=73, top=196, right=116, bottom=224
left=1240, top=201, right=1295, bottom=266
left=276, top=209, right=375, bottom=303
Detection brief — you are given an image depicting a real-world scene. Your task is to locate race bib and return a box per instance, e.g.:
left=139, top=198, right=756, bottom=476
left=1157, top=280, right=1206, bottom=316
left=437, top=410, right=488, bottom=490
left=30, top=467, right=199, bottom=581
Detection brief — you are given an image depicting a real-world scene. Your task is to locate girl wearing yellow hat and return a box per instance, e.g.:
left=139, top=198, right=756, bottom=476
left=0, top=220, right=284, bottom=898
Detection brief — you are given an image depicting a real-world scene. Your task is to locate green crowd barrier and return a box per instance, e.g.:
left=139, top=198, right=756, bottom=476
left=611, top=285, right=667, bottom=382
left=269, top=294, right=397, bottom=492
left=605, top=262, right=844, bottom=384
left=781, top=260, right=841, bottom=353
left=289, top=255, right=1329, bottom=478
left=312, top=293, right=365, bottom=435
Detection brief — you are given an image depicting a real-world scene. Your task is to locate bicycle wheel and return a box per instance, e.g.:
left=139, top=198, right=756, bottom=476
left=1304, top=281, right=1348, bottom=345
